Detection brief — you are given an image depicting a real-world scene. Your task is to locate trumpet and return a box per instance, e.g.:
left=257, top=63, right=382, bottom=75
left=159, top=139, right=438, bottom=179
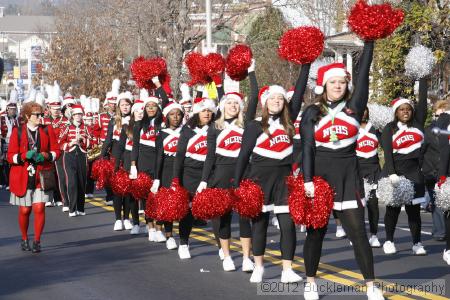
left=87, top=145, right=102, bottom=161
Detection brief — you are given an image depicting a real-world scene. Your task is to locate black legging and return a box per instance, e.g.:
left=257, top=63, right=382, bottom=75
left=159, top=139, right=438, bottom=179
left=304, top=206, right=374, bottom=280
left=179, top=210, right=194, bottom=245
left=113, top=195, right=139, bottom=224
left=445, top=212, right=450, bottom=250
left=252, top=212, right=296, bottom=260
left=212, top=212, right=252, bottom=241
left=367, top=190, right=379, bottom=235
left=384, top=203, right=421, bottom=244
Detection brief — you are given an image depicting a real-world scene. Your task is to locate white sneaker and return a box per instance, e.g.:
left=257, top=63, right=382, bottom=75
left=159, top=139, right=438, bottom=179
left=154, top=230, right=167, bottom=242
left=443, top=249, right=450, bottom=265
left=281, top=268, right=302, bottom=283
left=45, top=201, right=54, bottom=207
left=412, top=242, right=427, bottom=255
left=222, top=256, right=236, bottom=271
left=336, top=226, right=346, bottom=238
left=383, top=241, right=396, bottom=255
left=166, top=237, right=177, bottom=250
left=249, top=266, right=264, bottom=283
left=148, top=228, right=156, bottom=241
left=369, top=235, right=381, bottom=248
left=242, top=257, right=254, bottom=272
left=138, top=209, right=144, bottom=214
left=300, top=225, right=306, bottom=232
left=105, top=200, right=113, bottom=206
left=130, top=225, right=140, bottom=235
left=367, top=286, right=384, bottom=300
left=85, top=194, right=93, bottom=198
left=113, top=220, right=123, bottom=231
left=56, top=202, right=63, bottom=207
left=77, top=211, right=86, bottom=216
left=304, top=282, right=319, bottom=300
left=123, top=219, right=133, bottom=230
left=68, top=212, right=77, bottom=217
left=272, top=216, right=280, bottom=229
left=62, top=207, right=69, bottom=212
left=178, top=244, right=191, bottom=259
left=6, top=186, right=9, bottom=190
left=218, top=248, right=225, bottom=260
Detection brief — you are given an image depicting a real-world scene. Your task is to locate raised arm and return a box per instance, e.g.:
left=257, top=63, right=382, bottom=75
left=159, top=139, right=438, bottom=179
left=289, top=63, right=311, bottom=121
left=348, top=41, right=374, bottom=120
left=244, top=70, right=259, bottom=122
left=415, top=78, right=428, bottom=127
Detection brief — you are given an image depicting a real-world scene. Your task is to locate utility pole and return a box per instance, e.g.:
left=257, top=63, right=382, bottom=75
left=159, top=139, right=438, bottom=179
left=205, top=0, right=212, bottom=53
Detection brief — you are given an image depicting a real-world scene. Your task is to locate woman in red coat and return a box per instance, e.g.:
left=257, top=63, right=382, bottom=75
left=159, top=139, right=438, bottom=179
left=7, top=102, right=60, bottom=253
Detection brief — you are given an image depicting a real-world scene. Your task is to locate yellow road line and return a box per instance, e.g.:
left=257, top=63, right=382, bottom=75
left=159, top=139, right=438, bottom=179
left=87, top=198, right=445, bottom=300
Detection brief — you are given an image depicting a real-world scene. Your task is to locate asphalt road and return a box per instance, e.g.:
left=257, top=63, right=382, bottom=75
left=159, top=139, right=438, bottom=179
left=0, top=189, right=449, bottom=300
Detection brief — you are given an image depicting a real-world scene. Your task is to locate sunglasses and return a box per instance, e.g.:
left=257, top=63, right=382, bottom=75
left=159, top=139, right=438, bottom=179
left=31, top=113, right=44, bottom=117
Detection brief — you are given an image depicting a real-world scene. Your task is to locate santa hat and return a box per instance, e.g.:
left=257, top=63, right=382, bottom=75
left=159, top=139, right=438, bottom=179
left=84, top=112, right=94, bottom=119
left=71, top=104, right=84, bottom=115
left=258, top=85, right=286, bottom=107
left=192, top=97, right=217, bottom=114
left=117, top=91, right=134, bottom=104
left=314, top=63, right=349, bottom=95
left=131, top=99, right=145, bottom=114
left=286, top=87, right=295, bottom=102
left=219, top=92, right=244, bottom=112
left=163, top=101, right=184, bottom=117
left=391, top=97, right=413, bottom=114
left=143, top=96, right=160, bottom=108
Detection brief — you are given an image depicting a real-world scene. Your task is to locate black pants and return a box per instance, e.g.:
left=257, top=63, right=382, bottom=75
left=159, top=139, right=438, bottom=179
left=1, top=160, right=9, bottom=186
left=212, top=211, right=252, bottom=241
left=251, top=212, right=296, bottom=260
left=179, top=209, right=194, bottom=245
left=304, top=206, right=374, bottom=280
left=86, top=161, right=95, bottom=194
left=445, top=213, right=450, bottom=250
left=367, top=190, right=379, bottom=235
left=113, top=195, right=139, bottom=224
left=385, top=204, right=421, bottom=244
left=63, top=148, right=87, bottom=213
left=55, top=153, right=68, bottom=207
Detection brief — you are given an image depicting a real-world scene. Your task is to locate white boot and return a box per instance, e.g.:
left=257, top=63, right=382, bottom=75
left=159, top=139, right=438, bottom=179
left=178, top=244, right=191, bottom=259
left=166, top=237, right=177, bottom=250
left=369, top=235, right=381, bottom=248
left=383, top=241, right=396, bottom=255
left=123, top=219, right=133, bottom=230
left=113, top=220, right=123, bottom=231
left=412, top=242, right=427, bottom=255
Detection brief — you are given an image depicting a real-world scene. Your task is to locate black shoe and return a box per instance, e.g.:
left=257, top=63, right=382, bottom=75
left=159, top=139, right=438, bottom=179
left=21, top=240, right=31, bottom=251
left=31, top=241, right=41, bottom=253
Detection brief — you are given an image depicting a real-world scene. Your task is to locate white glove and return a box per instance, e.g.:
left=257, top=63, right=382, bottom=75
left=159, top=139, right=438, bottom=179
left=151, top=179, right=160, bottom=194
left=129, top=166, right=138, bottom=179
left=196, top=181, right=207, bottom=194
left=151, top=76, right=160, bottom=84
left=293, top=168, right=300, bottom=177
left=389, top=174, right=400, bottom=187
left=196, top=85, right=204, bottom=92
left=248, top=59, right=256, bottom=73
left=304, top=181, right=315, bottom=198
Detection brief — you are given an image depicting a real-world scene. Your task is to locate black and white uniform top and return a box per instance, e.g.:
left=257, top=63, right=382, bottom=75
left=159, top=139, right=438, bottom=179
left=356, top=122, right=381, bottom=186
left=381, top=78, right=428, bottom=205
left=437, top=112, right=450, bottom=180
left=200, top=72, right=259, bottom=188
left=101, top=115, right=130, bottom=161
left=115, top=124, right=134, bottom=172
left=155, top=126, right=182, bottom=188
left=301, top=41, right=374, bottom=211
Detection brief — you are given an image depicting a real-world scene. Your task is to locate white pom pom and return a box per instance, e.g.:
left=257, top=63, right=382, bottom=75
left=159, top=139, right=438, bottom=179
left=308, top=57, right=334, bottom=90
left=376, top=176, right=414, bottom=207
left=436, top=181, right=450, bottom=212
left=314, top=85, right=324, bottom=95
left=367, top=103, right=393, bottom=130
left=404, top=45, right=436, bottom=79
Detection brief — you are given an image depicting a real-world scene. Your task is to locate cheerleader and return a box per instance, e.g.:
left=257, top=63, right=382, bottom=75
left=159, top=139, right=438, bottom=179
left=173, top=96, right=217, bottom=259
left=152, top=101, right=185, bottom=250
left=232, top=63, right=309, bottom=283
left=7, top=102, right=60, bottom=253
left=59, top=104, right=92, bottom=217
left=300, top=41, right=383, bottom=300
left=381, top=78, right=428, bottom=256
left=101, top=92, right=133, bottom=231
left=114, top=99, right=146, bottom=234
left=357, top=108, right=381, bottom=247
left=130, top=77, right=169, bottom=241
left=198, top=61, right=258, bottom=272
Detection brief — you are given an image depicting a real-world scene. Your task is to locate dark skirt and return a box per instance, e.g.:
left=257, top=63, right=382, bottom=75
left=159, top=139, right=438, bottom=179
left=209, top=164, right=234, bottom=189
left=359, top=161, right=380, bottom=185
left=161, top=157, right=175, bottom=188
left=123, top=150, right=132, bottom=172
left=137, top=145, right=156, bottom=177
left=182, top=166, right=203, bottom=196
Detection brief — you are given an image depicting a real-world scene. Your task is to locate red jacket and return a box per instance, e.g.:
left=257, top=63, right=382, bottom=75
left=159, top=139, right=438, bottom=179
left=93, top=112, right=114, bottom=142
left=7, top=124, right=61, bottom=197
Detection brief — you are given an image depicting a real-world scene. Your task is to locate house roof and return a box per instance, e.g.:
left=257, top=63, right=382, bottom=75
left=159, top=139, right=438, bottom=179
left=0, top=16, right=55, bottom=33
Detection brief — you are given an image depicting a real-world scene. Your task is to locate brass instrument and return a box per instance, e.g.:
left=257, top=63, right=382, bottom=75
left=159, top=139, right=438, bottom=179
left=87, top=145, right=102, bottom=161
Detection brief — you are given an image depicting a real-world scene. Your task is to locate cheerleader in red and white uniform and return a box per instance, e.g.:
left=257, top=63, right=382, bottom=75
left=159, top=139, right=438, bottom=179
left=357, top=108, right=381, bottom=247
left=101, top=92, right=133, bottom=231
left=300, top=41, right=383, bottom=300
left=381, top=78, right=428, bottom=256
left=173, top=97, right=216, bottom=259
left=232, top=66, right=306, bottom=282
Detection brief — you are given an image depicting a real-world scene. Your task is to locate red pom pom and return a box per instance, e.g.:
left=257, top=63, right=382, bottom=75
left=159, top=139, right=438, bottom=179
left=110, top=169, right=132, bottom=197
left=155, top=178, right=190, bottom=222
left=130, top=56, right=168, bottom=90
left=145, top=192, right=158, bottom=219
left=278, top=26, right=324, bottom=65
left=231, top=179, right=264, bottom=218
left=92, top=158, right=114, bottom=190
left=131, top=172, right=153, bottom=200
left=185, top=52, right=209, bottom=86
left=205, top=53, right=225, bottom=78
left=287, top=175, right=334, bottom=229
left=348, top=0, right=404, bottom=41
left=225, top=45, right=253, bottom=81
left=192, top=188, right=233, bottom=220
